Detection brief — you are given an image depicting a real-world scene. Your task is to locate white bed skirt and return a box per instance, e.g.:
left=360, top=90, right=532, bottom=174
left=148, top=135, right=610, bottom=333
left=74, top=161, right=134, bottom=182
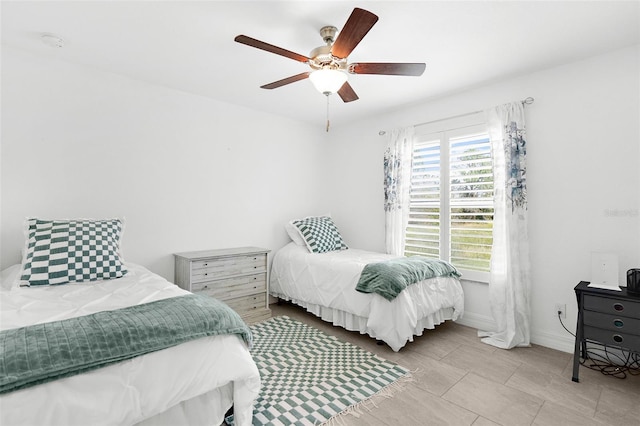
left=274, top=294, right=456, bottom=347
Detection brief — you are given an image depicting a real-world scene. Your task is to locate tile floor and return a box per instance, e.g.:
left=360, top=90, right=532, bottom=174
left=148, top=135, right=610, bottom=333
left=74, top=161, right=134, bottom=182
left=269, top=303, right=640, bottom=426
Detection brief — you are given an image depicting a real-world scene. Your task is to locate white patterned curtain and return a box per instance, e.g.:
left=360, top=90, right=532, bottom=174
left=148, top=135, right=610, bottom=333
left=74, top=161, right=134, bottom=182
left=479, top=102, right=531, bottom=349
left=383, top=127, right=414, bottom=256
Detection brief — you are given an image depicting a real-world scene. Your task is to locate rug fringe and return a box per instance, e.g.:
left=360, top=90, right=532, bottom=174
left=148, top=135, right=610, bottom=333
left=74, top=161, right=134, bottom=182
left=320, top=370, right=415, bottom=425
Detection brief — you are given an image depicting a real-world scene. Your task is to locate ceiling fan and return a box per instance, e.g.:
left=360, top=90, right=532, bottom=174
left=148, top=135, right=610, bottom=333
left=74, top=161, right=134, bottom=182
left=234, top=7, right=426, bottom=103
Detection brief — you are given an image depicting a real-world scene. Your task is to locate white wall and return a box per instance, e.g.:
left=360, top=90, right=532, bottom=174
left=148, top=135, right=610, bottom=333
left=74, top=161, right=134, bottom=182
left=3, top=43, right=638, bottom=354
left=325, top=45, right=640, bottom=352
left=0, top=47, right=328, bottom=280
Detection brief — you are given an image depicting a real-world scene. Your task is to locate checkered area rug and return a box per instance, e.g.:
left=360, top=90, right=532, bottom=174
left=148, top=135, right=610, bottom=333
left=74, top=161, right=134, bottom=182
left=229, top=315, right=409, bottom=425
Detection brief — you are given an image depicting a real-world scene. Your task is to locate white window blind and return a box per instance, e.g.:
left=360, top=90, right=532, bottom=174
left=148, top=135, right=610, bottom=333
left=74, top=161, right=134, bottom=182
left=406, top=123, right=494, bottom=281
left=405, top=139, right=441, bottom=259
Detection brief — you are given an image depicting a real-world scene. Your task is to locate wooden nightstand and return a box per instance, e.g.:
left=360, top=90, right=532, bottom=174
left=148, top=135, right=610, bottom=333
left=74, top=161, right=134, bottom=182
left=174, top=247, right=271, bottom=324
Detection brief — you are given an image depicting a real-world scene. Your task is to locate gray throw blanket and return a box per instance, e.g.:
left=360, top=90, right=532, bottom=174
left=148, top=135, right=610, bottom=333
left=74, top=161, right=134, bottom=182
left=356, top=256, right=461, bottom=301
left=0, top=293, right=251, bottom=394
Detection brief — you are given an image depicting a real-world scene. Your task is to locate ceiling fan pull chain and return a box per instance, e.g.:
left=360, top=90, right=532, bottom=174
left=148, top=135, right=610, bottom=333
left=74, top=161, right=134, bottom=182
left=326, top=94, right=330, bottom=132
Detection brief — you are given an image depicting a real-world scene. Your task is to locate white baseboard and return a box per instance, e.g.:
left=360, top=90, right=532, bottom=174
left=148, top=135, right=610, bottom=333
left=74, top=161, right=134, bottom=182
left=455, top=312, right=575, bottom=354
left=454, top=311, right=496, bottom=333
left=530, top=330, right=575, bottom=354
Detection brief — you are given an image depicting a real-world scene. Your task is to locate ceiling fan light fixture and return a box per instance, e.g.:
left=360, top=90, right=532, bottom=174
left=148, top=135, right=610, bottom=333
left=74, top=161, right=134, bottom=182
left=309, top=68, right=347, bottom=95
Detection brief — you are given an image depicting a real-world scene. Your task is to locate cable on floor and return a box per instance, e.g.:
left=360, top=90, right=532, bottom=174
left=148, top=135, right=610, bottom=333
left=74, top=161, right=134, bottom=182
left=558, top=311, right=640, bottom=379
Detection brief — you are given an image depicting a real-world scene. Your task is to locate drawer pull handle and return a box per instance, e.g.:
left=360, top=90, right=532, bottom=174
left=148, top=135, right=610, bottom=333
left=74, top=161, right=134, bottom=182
left=613, top=334, right=624, bottom=343
left=613, top=303, right=624, bottom=312
left=203, top=285, right=208, bottom=289
left=204, top=263, right=208, bottom=266
left=204, top=273, right=208, bottom=276
left=613, top=319, right=624, bottom=328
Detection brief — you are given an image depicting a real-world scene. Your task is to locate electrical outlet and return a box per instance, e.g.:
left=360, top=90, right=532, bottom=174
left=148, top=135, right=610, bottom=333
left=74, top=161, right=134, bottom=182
left=555, top=303, right=566, bottom=319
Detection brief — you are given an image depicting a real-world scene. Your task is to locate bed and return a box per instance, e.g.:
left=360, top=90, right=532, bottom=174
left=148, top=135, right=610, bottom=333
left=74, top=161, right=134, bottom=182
left=270, top=216, right=465, bottom=352
left=0, top=218, right=260, bottom=426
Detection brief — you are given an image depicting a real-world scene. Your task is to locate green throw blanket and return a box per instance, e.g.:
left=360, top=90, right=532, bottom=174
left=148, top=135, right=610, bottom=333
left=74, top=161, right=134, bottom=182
left=0, top=294, right=251, bottom=394
left=356, top=256, right=461, bottom=301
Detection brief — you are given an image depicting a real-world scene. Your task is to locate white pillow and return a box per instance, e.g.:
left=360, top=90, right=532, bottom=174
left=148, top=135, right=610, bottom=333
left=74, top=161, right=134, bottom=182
left=285, top=221, right=306, bottom=246
left=0, top=264, right=21, bottom=291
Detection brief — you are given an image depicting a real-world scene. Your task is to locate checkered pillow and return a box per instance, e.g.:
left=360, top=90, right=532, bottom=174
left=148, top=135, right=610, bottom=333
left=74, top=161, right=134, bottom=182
left=292, top=216, right=348, bottom=254
left=19, top=218, right=128, bottom=286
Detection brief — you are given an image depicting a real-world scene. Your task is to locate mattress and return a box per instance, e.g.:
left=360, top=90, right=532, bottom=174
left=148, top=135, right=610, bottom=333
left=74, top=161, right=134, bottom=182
left=270, top=242, right=464, bottom=351
left=0, top=263, right=260, bottom=426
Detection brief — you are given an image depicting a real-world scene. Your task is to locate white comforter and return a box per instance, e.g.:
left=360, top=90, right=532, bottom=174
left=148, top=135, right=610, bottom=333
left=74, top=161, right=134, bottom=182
left=0, top=263, right=260, bottom=426
left=270, top=243, right=464, bottom=351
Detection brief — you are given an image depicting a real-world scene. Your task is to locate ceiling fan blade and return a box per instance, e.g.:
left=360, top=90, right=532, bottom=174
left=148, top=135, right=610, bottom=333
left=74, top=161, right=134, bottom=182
left=349, top=62, right=426, bottom=76
left=234, top=35, right=310, bottom=63
left=331, top=8, right=379, bottom=59
left=260, top=72, right=310, bottom=89
left=337, top=82, right=359, bottom=103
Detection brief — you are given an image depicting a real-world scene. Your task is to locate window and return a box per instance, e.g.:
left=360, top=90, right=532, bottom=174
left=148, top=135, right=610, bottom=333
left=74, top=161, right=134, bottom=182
left=405, top=121, right=493, bottom=282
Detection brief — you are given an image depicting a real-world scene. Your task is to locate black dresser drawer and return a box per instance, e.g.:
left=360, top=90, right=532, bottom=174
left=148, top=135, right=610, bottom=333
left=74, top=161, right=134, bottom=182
left=583, top=310, right=640, bottom=334
left=583, top=294, right=640, bottom=318
left=583, top=325, right=640, bottom=353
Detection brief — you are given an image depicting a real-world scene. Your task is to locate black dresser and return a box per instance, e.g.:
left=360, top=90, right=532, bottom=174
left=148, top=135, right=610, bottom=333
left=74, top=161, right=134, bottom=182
left=572, top=281, right=640, bottom=382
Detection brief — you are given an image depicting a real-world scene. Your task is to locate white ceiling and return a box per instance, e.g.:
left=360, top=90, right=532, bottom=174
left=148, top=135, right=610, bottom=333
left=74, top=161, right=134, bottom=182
left=2, top=1, right=639, bottom=128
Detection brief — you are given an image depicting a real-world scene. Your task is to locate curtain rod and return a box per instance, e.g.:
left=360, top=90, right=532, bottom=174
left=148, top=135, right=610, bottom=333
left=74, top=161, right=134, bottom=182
left=378, top=97, right=535, bottom=136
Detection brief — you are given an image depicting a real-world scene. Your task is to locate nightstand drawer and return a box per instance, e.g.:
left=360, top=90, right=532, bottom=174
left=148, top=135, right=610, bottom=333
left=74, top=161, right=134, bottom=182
left=583, top=294, right=640, bottom=318
left=191, top=254, right=266, bottom=283
left=584, top=325, right=640, bottom=352
left=584, top=310, right=640, bottom=335
left=225, top=293, right=267, bottom=313
left=193, top=274, right=266, bottom=300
